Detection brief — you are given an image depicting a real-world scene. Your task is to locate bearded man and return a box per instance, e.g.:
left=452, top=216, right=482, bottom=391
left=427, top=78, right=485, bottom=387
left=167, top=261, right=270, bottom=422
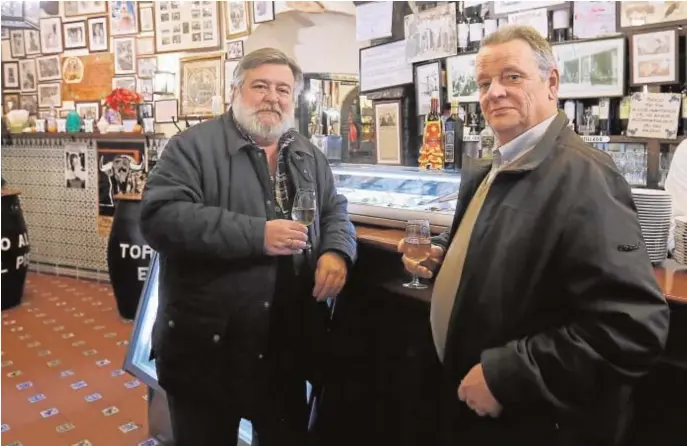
left=140, top=48, right=356, bottom=446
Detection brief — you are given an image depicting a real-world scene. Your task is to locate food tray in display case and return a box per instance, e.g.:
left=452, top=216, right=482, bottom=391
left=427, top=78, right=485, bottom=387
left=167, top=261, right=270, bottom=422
left=331, top=163, right=461, bottom=230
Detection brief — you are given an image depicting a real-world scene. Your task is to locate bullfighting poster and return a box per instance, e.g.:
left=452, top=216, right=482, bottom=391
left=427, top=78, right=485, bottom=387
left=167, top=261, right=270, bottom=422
left=96, top=144, right=147, bottom=236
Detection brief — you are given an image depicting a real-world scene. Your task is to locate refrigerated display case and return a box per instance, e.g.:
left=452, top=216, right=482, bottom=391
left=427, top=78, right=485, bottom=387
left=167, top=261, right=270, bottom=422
left=331, top=163, right=462, bottom=230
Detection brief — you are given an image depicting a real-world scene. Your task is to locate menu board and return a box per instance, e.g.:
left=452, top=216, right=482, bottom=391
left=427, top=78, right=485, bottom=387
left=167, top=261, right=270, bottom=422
left=154, top=0, right=221, bottom=54
left=627, top=92, right=681, bottom=140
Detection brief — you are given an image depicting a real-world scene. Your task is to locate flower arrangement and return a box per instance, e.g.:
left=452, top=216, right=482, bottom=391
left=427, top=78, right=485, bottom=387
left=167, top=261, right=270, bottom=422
left=104, top=88, right=143, bottom=117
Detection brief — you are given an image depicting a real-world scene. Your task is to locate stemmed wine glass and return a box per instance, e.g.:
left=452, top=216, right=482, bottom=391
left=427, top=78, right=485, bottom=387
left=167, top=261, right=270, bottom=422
left=403, top=219, right=431, bottom=289
left=291, top=188, right=316, bottom=249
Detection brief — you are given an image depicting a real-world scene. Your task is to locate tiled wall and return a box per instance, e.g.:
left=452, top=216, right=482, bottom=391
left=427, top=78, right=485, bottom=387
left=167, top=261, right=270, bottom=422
left=2, top=137, right=110, bottom=282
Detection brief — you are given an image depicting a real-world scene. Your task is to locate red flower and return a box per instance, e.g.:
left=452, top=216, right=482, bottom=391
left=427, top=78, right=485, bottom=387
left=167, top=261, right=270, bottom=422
left=105, top=88, right=143, bottom=115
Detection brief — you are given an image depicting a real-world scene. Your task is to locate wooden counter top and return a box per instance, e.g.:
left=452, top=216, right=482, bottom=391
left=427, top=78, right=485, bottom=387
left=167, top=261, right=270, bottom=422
left=1, top=188, right=21, bottom=197
left=354, top=224, right=687, bottom=306
left=114, top=193, right=142, bottom=201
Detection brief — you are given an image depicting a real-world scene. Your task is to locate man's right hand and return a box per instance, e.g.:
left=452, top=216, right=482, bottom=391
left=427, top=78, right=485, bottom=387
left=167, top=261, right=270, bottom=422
left=397, top=239, right=445, bottom=279
left=264, top=219, right=309, bottom=255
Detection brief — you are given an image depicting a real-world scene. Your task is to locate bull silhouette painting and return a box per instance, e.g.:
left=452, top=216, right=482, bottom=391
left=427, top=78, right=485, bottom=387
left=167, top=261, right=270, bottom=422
left=97, top=150, right=147, bottom=216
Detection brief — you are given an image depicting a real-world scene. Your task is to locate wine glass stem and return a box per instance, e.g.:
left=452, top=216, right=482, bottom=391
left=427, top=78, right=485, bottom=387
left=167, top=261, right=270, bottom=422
left=411, top=274, right=420, bottom=286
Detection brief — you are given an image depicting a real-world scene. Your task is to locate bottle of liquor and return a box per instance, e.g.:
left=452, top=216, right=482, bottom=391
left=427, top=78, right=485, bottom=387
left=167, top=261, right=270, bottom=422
left=418, top=92, right=444, bottom=170
left=483, top=7, right=497, bottom=39
left=457, top=2, right=469, bottom=54
left=681, top=84, right=687, bottom=136
left=618, top=96, right=631, bottom=136
left=444, top=100, right=457, bottom=170
left=590, top=105, right=600, bottom=135
left=563, top=99, right=576, bottom=132
left=551, top=9, right=570, bottom=42
left=467, top=6, right=484, bottom=51
left=598, top=98, right=611, bottom=136
left=478, top=124, right=495, bottom=160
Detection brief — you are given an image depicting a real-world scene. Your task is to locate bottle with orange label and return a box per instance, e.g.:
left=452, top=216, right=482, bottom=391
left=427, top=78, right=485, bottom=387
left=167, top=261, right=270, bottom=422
left=418, top=92, right=444, bottom=170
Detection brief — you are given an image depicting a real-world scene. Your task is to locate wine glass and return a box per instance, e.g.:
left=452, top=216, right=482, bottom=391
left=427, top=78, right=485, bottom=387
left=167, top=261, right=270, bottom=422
left=403, top=219, right=431, bottom=290
left=291, top=188, right=316, bottom=249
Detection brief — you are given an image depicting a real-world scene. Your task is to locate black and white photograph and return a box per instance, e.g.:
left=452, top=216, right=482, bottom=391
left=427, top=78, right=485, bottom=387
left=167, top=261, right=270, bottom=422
left=155, top=1, right=220, bottom=53
left=226, top=40, right=244, bottom=60
left=10, top=30, right=25, bottom=58
left=139, top=4, right=155, bottom=32
left=64, top=21, right=88, bottom=49
left=37, top=83, right=62, bottom=108
left=112, top=76, right=136, bottom=91
left=137, top=36, right=155, bottom=55
left=114, top=37, right=136, bottom=75
left=3, top=93, right=20, bottom=114
left=226, top=1, right=251, bottom=39
left=40, top=17, right=64, bottom=54
left=87, top=16, right=109, bottom=52
left=414, top=61, right=441, bottom=116
left=36, top=55, right=62, bottom=82
left=64, top=1, right=108, bottom=17
left=137, top=57, right=157, bottom=79
left=97, top=148, right=147, bottom=215
left=3, top=62, right=19, bottom=89
left=138, top=102, right=154, bottom=120
left=631, top=29, right=678, bottom=86
left=553, top=37, right=625, bottom=98
left=23, top=29, right=41, bottom=56
left=137, top=78, right=154, bottom=101
left=65, top=148, right=88, bottom=189
left=404, top=3, right=457, bottom=64
left=19, top=59, right=37, bottom=93
left=446, top=54, right=479, bottom=103
left=253, top=1, right=275, bottom=24
left=20, top=94, right=38, bottom=115
left=375, top=100, right=402, bottom=165
left=75, top=101, right=100, bottom=121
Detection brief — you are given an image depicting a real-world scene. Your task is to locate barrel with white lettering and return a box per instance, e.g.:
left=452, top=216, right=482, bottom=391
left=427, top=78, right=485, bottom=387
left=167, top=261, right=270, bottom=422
left=2, top=190, right=30, bottom=310
left=106, top=194, right=153, bottom=319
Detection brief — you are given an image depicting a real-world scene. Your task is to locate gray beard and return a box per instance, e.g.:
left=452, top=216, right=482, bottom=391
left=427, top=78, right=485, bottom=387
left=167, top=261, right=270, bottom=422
left=232, top=94, right=295, bottom=143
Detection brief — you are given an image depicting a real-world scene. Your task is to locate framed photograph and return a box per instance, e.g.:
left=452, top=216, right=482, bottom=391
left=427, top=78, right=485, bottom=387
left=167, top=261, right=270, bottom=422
left=9, top=30, right=25, bottom=58
left=620, top=1, right=687, bottom=30
left=446, top=53, right=479, bottom=103
left=138, top=102, right=154, bottom=120
left=37, top=83, right=62, bottom=108
left=493, top=0, right=564, bottom=15
left=63, top=20, right=88, bottom=49
left=137, top=36, right=155, bottom=56
left=404, top=3, right=457, bottom=64
left=139, top=4, right=155, bottom=32
left=63, top=1, right=108, bottom=17
left=552, top=37, right=625, bottom=98
left=226, top=1, right=251, bottom=39
left=87, top=16, right=109, bottom=52
left=36, top=55, right=62, bottom=82
left=112, top=76, right=137, bottom=91
left=23, top=29, right=41, bottom=56
left=3, top=62, right=20, bottom=89
left=630, top=29, right=678, bottom=86
left=110, top=0, right=138, bottom=36
left=20, top=94, right=39, bottom=115
left=154, top=99, right=179, bottom=123
left=359, top=40, right=413, bottom=93
left=155, top=1, right=220, bottom=54
left=40, top=17, right=64, bottom=54
left=114, top=37, right=136, bottom=75
left=137, top=78, right=154, bottom=101
left=180, top=54, right=223, bottom=118
left=4, top=93, right=21, bottom=114
left=137, top=57, right=157, bottom=79
left=75, top=101, right=101, bottom=121
left=226, top=40, right=244, bottom=60
left=225, top=60, right=239, bottom=104
left=65, top=148, right=87, bottom=189
left=253, top=1, right=275, bottom=24
left=19, top=59, right=37, bottom=93
left=374, top=100, right=402, bottom=165
left=414, top=61, right=442, bottom=116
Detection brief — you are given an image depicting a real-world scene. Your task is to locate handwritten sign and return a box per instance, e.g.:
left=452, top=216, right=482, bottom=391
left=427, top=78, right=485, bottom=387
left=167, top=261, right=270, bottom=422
left=627, top=92, right=681, bottom=139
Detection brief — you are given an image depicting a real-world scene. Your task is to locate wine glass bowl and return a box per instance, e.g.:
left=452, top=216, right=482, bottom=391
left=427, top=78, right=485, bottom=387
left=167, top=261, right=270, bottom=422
left=403, top=219, right=431, bottom=290
left=292, top=188, right=316, bottom=249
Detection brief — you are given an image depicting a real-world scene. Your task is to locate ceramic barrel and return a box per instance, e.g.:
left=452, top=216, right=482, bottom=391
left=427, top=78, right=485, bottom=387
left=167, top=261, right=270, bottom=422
left=2, top=193, right=30, bottom=310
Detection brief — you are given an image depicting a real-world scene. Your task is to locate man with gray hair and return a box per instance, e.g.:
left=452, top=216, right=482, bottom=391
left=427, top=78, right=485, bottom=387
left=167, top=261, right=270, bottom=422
left=140, top=48, right=356, bottom=445
left=400, top=25, right=669, bottom=445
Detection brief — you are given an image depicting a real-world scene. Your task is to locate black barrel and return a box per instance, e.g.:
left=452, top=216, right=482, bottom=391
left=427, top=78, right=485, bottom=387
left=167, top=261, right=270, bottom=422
left=2, top=191, right=30, bottom=310
left=107, top=195, right=153, bottom=319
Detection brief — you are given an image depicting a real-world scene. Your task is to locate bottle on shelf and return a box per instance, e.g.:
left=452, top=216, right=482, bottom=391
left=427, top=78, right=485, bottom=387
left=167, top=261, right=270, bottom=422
left=483, top=7, right=497, bottom=39
left=551, top=8, right=570, bottom=42
left=444, top=100, right=458, bottom=170
left=478, top=124, right=495, bottom=160
left=467, top=5, right=484, bottom=52
left=457, top=1, right=470, bottom=53
left=618, top=96, right=631, bottom=136
left=418, top=92, right=445, bottom=170
left=681, top=84, right=687, bottom=136
left=597, top=98, right=611, bottom=136
left=563, top=99, right=576, bottom=132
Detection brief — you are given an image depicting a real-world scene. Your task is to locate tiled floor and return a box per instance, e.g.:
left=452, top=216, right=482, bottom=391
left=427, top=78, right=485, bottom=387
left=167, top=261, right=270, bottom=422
left=1, top=274, right=160, bottom=446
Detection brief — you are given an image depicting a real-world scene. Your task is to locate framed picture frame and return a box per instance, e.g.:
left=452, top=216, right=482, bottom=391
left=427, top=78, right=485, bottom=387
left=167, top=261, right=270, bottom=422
left=110, top=0, right=138, bottom=36
left=359, top=40, right=413, bottom=94
left=3, top=62, right=20, bottom=90
left=9, top=30, right=25, bottom=58
left=112, top=76, right=137, bottom=91
left=137, top=57, right=157, bottom=79
left=75, top=101, right=101, bottom=121
left=374, top=100, right=403, bottom=165
left=36, top=55, right=62, bottom=82
left=619, top=1, right=687, bottom=31
left=137, top=36, right=156, bottom=56
left=552, top=36, right=626, bottom=98
left=629, top=29, right=678, bottom=86
left=414, top=61, right=442, bottom=116
left=20, top=94, right=38, bottom=115
left=226, top=40, right=244, bottom=60
left=180, top=54, right=223, bottom=118
left=37, top=83, right=62, bottom=108
left=155, top=1, right=221, bottom=54
left=87, top=16, right=109, bottom=52
left=404, top=3, right=457, bottom=64
left=253, top=1, right=275, bottom=24
left=23, top=29, right=41, bottom=56
left=63, top=20, right=88, bottom=50
left=139, top=3, right=155, bottom=33
left=138, top=102, right=154, bottom=120
left=225, top=1, right=251, bottom=39
left=18, top=59, right=37, bottom=93
left=114, top=37, right=137, bottom=75
left=63, top=1, right=108, bottom=18
left=446, top=53, right=479, bottom=104
left=40, top=17, right=64, bottom=54
left=493, top=0, right=564, bottom=15
left=137, top=78, right=154, bottom=101
left=154, top=99, right=178, bottom=123
left=3, top=93, right=21, bottom=114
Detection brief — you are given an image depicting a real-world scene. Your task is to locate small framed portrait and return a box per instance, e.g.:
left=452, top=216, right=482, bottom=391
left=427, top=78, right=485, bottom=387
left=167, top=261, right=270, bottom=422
left=23, top=29, right=41, bottom=56
left=252, top=1, right=275, bottom=24
left=225, top=1, right=251, bottom=39
left=63, top=1, right=108, bottom=18
left=40, top=17, right=64, bottom=54
left=63, top=20, right=88, bottom=49
left=87, top=16, right=109, bottom=52
left=19, top=94, right=39, bottom=115
left=9, top=30, right=25, bottom=58
left=138, top=102, right=154, bottom=120
left=112, top=76, right=136, bottom=91
left=630, top=28, right=679, bottom=86
left=137, top=36, right=155, bottom=55
left=110, top=0, right=139, bottom=36
left=36, top=55, right=62, bottom=82
left=37, top=83, right=62, bottom=108
left=139, top=4, right=155, bottom=33
left=226, top=40, right=244, bottom=60
left=154, top=99, right=178, bottom=123
left=75, top=101, right=101, bottom=121
left=3, top=93, right=21, bottom=114
left=137, top=57, right=157, bottom=79
left=19, top=59, right=37, bottom=93
left=114, top=37, right=137, bottom=75
left=3, top=62, right=20, bottom=90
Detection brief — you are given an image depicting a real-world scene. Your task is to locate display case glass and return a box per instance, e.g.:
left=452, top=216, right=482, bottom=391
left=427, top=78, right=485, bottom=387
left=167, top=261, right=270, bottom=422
left=331, top=163, right=461, bottom=229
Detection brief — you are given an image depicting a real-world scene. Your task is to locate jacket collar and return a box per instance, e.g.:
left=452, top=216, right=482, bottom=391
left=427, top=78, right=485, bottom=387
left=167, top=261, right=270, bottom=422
left=222, top=109, right=315, bottom=158
left=500, top=110, right=569, bottom=173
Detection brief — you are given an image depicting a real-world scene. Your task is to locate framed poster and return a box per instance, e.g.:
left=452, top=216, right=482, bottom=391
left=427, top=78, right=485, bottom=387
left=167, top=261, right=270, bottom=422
left=375, top=100, right=402, bottom=165
left=63, top=1, right=107, bottom=18
left=114, top=37, right=136, bottom=75
left=9, top=30, right=25, bottom=58
left=155, top=0, right=221, bottom=54
left=154, top=99, right=178, bottom=123
left=630, top=29, right=678, bottom=86
left=137, top=57, right=157, bottom=79
left=180, top=54, right=223, bottom=118
left=40, top=17, right=64, bottom=54
left=110, top=0, right=138, bottom=36
left=23, top=29, right=41, bottom=56
left=226, top=1, right=251, bottom=39
left=414, top=61, right=442, bottom=116
left=19, top=94, right=38, bottom=115
left=36, top=55, right=62, bottom=82
left=112, top=76, right=136, bottom=91
left=404, top=3, right=457, bottom=64
left=87, top=16, right=109, bottom=52
left=3, top=62, right=19, bottom=89
left=446, top=53, right=479, bottom=103
left=4, top=93, right=20, bottom=114
left=620, top=1, right=687, bottom=30
left=359, top=40, right=413, bottom=93
left=253, top=1, right=275, bottom=24
left=37, top=83, right=62, bottom=108
left=19, top=59, right=37, bottom=93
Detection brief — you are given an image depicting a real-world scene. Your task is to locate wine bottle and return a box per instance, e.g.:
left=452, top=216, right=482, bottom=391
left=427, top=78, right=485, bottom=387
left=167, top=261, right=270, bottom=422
left=598, top=98, right=610, bottom=136
left=418, top=92, right=444, bottom=170
left=467, top=6, right=484, bottom=51
left=444, top=100, right=457, bottom=170
left=563, top=99, right=576, bottom=132
left=483, top=8, right=497, bottom=39
left=457, top=1, right=469, bottom=53
left=619, top=96, right=631, bottom=136
left=552, top=9, right=570, bottom=42
left=681, top=85, right=687, bottom=136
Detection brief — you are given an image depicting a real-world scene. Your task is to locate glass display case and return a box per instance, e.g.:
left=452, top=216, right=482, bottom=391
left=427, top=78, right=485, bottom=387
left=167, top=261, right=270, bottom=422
left=331, top=163, right=462, bottom=229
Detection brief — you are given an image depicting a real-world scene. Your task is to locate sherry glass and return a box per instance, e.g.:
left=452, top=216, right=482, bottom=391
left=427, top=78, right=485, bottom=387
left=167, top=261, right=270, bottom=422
left=403, top=219, right=431, bottom=290
left=291, top=188, right=316, bottom=249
